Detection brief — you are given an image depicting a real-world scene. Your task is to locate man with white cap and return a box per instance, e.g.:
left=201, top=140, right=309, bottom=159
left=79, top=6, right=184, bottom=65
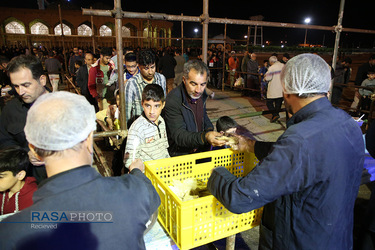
left=207, top=54, right=364, bottom=249
left=0, top=91, right=160, bottom=250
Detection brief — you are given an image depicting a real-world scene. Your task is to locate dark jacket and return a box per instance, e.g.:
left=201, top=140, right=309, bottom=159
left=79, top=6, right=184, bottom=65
left=76, top=64, right=90, bottom=96
left=208, top=97, right=364, bottom=250
left=158, top=54, right=177, bottom=79
left=0, top=166, right=160, bottom=250
left=163, top=83, right=214, bottom=156
left=247, top=59, right=259, bottom=79
left=0, top=97, right=30, bottom=149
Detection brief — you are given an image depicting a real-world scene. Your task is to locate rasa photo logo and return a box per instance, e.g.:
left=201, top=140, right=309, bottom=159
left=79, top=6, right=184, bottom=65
left=30, top=211, right=113, bottom=229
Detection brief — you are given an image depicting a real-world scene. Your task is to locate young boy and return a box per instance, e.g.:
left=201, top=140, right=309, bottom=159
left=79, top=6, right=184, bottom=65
left=124, top=84, right=170, bottom=169
left=95, top=89, right=120, bottom=130
left=216, top=116, right=256, bottom=141
left=0, top=147, right=37, bottom=218
left=359, top=71, right=375, bottom=112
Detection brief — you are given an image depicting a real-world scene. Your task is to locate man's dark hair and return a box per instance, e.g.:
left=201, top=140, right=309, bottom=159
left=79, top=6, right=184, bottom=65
left=0, top=55, right=9, bottom=65
left=142, top=84, right=165, bottom=103
left=369, top=54, right=375, bottom=60
left=138, top=49, right=156, bottom=66
left=0, top=147, right=29, bottom=177
left=343, top=57, right=352, bottom=64
left=125, top=52, right=137, bottom=62
left=100, top=47, right=113, bottom=57
left=75, top=60, right=83, bottom=67
left=216, top=116, right=238, bottom=133
left=283, top=53, right=290, bottom=59
left=7, top=55, right=44, bottom=81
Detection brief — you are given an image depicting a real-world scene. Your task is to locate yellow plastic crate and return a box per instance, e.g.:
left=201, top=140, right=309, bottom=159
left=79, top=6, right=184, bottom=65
left=144, top=148, right=263, bottom=250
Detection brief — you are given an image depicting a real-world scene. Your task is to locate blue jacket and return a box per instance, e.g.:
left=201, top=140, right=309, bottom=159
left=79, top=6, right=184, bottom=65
left=163, top=83, right=214, bottom=156
left=208, top=97, right=364, bottom=249
left=0, top=166, right=160, bottom=250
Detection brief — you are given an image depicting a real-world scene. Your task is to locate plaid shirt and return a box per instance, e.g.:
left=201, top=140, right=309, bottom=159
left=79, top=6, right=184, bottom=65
left=125, top=72, right=166, bottom=126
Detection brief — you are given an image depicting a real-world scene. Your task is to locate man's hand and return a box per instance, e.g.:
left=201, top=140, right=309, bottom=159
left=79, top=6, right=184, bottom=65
left=106, top=117, right=114, bottom=130
left=28, top=150, right=45, bottom=166
left=205, top=131, right=226, bottom=147
left=232, top=135, right=256, bottom=153
left=129, top=158, right=145, bottom=173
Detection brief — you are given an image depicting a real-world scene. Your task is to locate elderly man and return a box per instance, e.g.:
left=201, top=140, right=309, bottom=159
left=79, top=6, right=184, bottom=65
left=163, top=60, right=225, bottom=156
left=265, top=55, right=285, bottom=123
left=0, top=91, right=160, bottom=249
left=208, top=54, right=364, bottom=249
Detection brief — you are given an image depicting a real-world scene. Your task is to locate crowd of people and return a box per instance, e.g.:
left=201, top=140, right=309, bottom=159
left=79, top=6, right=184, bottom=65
left=0, top=42, right=374, bottom=249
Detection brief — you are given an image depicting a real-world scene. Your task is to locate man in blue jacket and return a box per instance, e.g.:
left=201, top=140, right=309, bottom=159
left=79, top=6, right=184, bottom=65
left=208, top=53, right=365, bottom=249
left=0, top=91, right=160, bottom=250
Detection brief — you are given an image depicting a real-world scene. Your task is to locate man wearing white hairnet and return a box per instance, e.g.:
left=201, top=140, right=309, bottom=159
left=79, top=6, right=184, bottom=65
left=0, top=92, right=160, bottom=250
left=207, top=53, right=364, bottom=249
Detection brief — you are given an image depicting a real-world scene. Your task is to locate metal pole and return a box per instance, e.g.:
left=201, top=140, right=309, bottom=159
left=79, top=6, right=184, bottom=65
left=91, top=6, right=96, bottom=54
left=222, top=22, right=227, bottom=91
left=253, top=25, right=257, bottom=46
left=246, top=26, right=250, bottom=49
left=330, top=0, right=345, bottom=102
left=114, top=0, right=126, bottom=130
left=304, top=28, right=308, bottom=45
left=181, top=13, right=184, bottom=54
left=58, top=4, right=68, bottom=74
left=202, top=0, right=209, bottom=64
left=82, top=8, right=375, bottom=35
left=147, top=20, right=151, bottom=48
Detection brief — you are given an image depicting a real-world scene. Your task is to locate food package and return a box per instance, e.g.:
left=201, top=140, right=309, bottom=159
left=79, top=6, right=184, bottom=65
left=169, top=178, right=210, bottom=202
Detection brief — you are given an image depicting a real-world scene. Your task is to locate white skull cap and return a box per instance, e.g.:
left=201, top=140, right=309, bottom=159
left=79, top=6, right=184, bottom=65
left=281, top=53, right=331, bottom=96
left=25, top=91, right=96, bottom=151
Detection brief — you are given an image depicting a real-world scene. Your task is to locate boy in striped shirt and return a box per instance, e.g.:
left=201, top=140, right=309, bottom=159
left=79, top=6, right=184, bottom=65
left=124, top=84, right=170, bottom=169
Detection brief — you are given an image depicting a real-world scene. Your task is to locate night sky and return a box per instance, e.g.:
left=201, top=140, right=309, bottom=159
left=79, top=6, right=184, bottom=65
left=1, top=0, right=375, bottom=47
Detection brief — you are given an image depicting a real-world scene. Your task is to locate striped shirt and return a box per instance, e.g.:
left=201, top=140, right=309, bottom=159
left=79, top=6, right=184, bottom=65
left=124, top=114, right=170, bottom=168
left=124, top=72, right=166, bottom=126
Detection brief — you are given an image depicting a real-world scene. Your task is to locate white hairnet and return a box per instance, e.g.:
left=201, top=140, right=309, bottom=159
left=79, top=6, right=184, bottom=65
left=281, top=53, right=331, bottom=96
left=25, top=91, right=97, bottom=151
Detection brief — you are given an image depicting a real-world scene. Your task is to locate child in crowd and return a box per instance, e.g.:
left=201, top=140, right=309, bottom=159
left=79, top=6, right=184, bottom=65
left=96, top=89, right=120, bottom=130
left=124, top=84, right=170, bottom=169
left=0, top=147, right=37, bottom=220
left=359, top=71, right=375, bottom=114
left=74, top=60, right=83, bottom=74
left=259, top=60, right=269, bottom=100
